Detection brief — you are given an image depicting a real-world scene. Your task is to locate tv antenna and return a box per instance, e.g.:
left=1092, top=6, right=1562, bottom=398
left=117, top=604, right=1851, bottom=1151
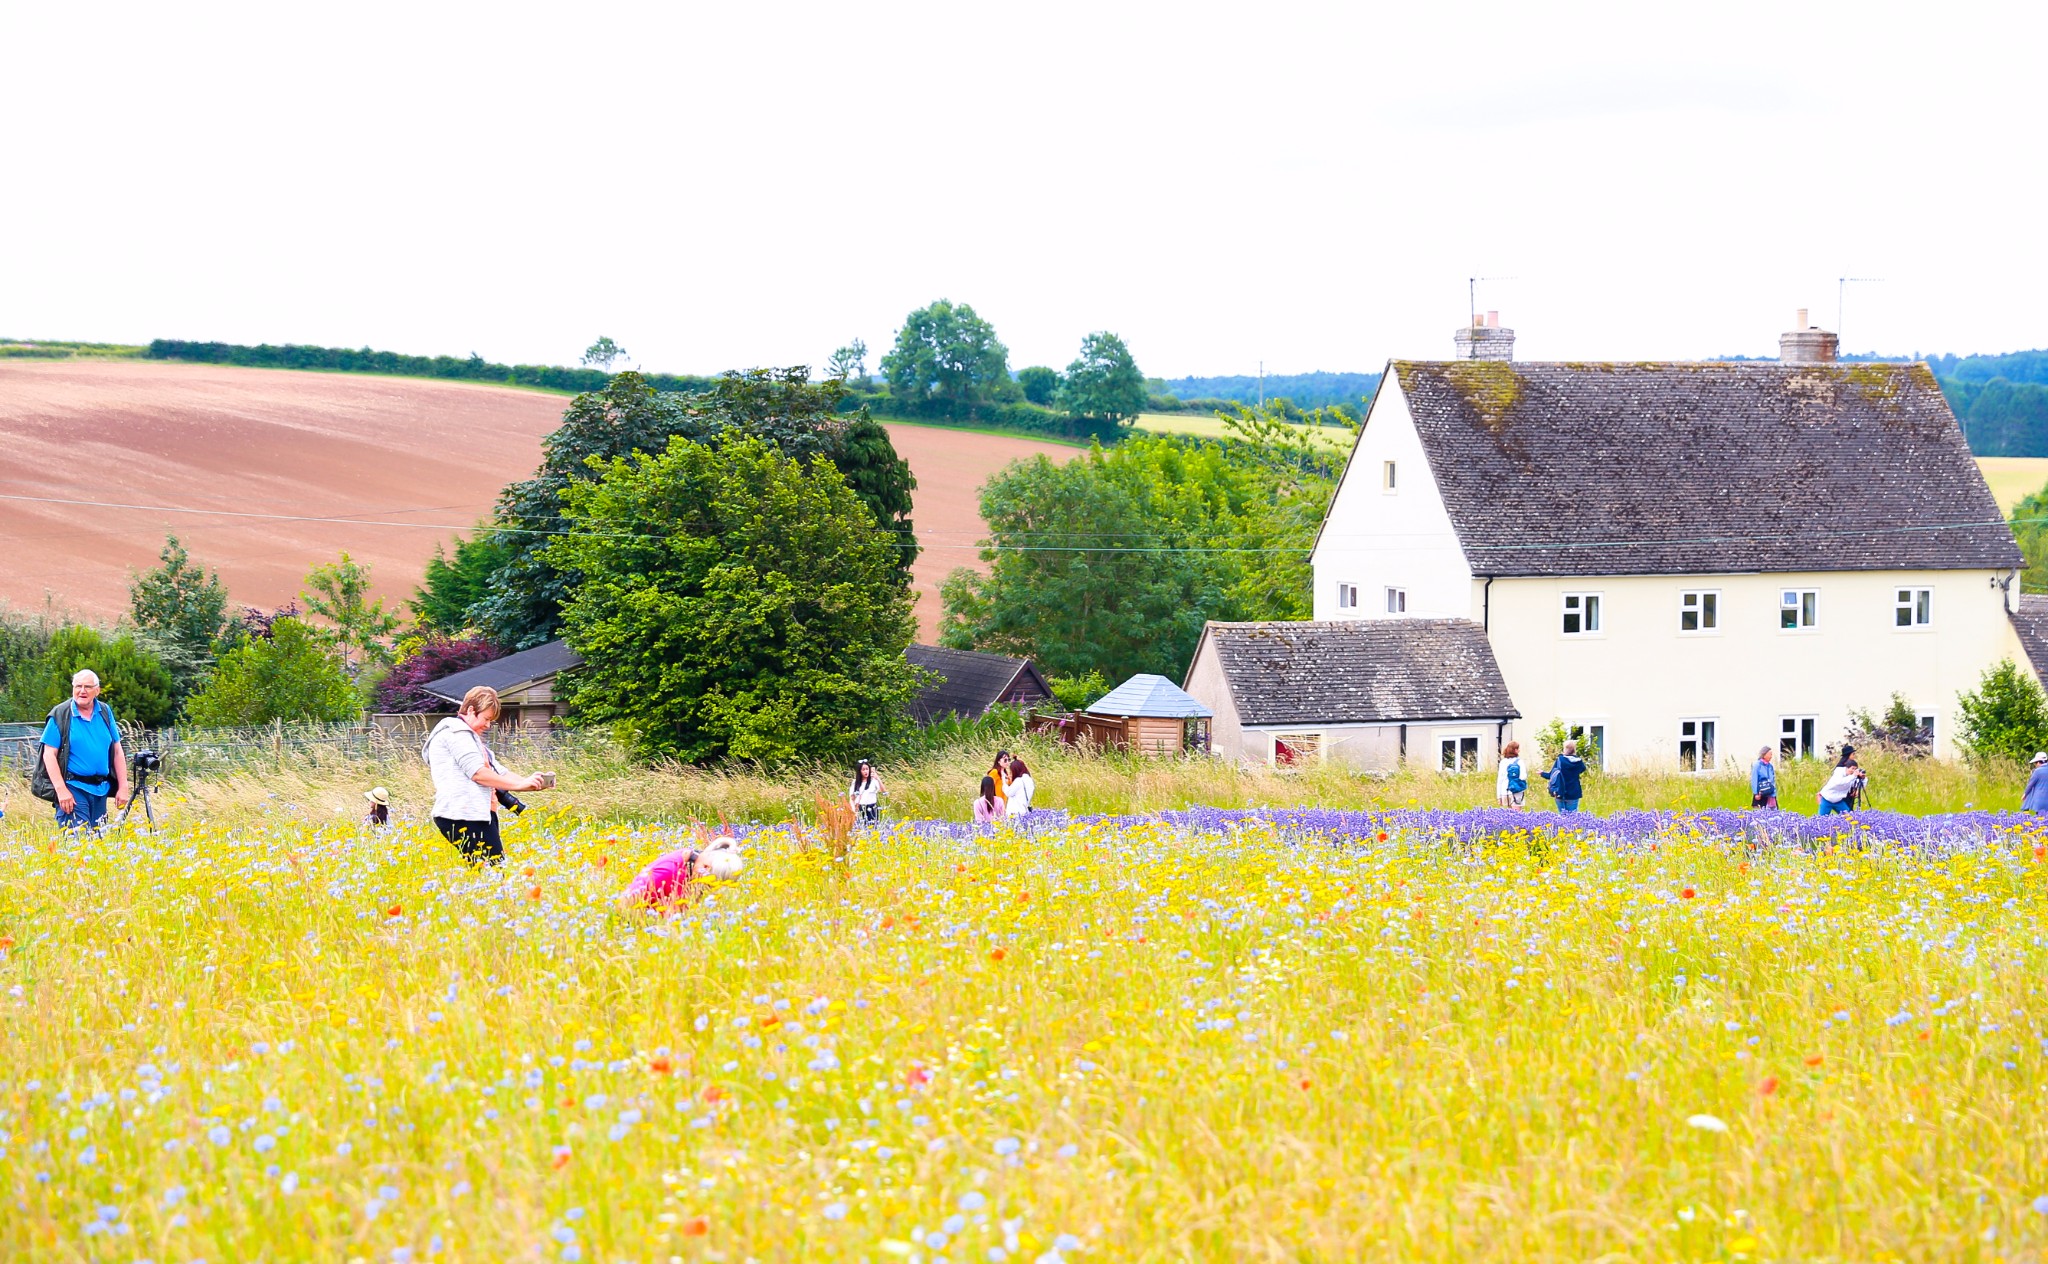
left=1837, top=277, right=1884, bottom=352
left=1468, top=276, right=1517, bottom=321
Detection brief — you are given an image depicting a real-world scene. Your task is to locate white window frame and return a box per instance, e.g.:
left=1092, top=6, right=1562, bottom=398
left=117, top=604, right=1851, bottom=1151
left=1382, top=460, right=1397, bottom=493
left=1384, top=586, right=1407, bottom=614
left=1679, top=589, right=1720, bottom=635
left=1780, top=588, right=1818, bottom=631
left=1917, top=711, right=1937, bottom=745
left=1894, top=586, right=1932, bottom=629
left=1438, top=734, right=1480, bottom=773
left=1336, top=582, right=1359, bottom=611
left=1561, top=592, right=1603, bottom=636
left=1778, top=714, right=1817, bottom=760
left=1272, top=731, right=1324, bottom=768
left=1564, top=722, right=1607, bottom=770
left=1678, top=717, right=1718, bottom=772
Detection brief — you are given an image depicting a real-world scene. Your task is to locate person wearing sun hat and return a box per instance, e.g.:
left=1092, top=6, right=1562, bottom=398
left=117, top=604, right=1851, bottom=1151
left=363, top=786, right=391, bottom=828
left=2023, top=752, right=2048, bottom=813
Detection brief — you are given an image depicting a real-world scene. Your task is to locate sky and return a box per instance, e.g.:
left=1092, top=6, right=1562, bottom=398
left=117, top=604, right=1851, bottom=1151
left=5, top=1, right=2042, bottom=378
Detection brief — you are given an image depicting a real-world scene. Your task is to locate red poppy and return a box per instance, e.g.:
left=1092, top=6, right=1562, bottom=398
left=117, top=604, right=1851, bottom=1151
left=905, top=1066, right=932, bottom=1089
left=1758, top=1076, right=1778, bottom=1096
left=1804, top=1055, right=1824, bottom=1067
left=990, top=948, right=1007, bottom=962
left=682, top=1215, right=710, bottom=1236
left=385, top=904, right=403, bottom=918
left=648, top=1057, right=674, bottom=1075
left=1681, top=888, right=1696, bottom=899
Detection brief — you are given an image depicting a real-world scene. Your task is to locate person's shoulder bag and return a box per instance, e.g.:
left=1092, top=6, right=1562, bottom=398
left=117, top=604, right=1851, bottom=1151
left=1505, top=758, right=1526, bottom=795
left=27, top=704, right=71, bottom=804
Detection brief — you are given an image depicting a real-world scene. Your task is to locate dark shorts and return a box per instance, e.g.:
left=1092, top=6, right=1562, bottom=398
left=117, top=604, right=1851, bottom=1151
left=856, top=803, right=880, bottom=825
left=435, top=815, right=503, bottom=864
left=56, top=790, right=110, bottom=829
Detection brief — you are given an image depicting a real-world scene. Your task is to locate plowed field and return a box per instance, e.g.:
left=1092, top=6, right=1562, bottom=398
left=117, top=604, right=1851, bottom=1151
left=0, top=361, right=1074, bottom=640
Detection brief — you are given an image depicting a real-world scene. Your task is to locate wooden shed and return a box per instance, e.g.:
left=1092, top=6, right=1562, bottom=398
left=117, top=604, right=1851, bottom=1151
left=1081, top=673, right=1213, bottom=756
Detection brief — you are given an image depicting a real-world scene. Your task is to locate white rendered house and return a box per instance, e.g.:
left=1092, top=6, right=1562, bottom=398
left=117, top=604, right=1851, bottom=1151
left=1307, top=315, right=2025, bottom=770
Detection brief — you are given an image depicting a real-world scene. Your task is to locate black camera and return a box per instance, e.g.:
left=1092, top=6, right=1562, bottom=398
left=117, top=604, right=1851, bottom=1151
left=495, top=789, right=526, bottom=816
left=133, top=750, right=163, bottom=773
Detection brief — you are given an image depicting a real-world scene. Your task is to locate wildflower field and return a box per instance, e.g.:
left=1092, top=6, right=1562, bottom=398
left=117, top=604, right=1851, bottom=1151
left=6, top=804, right=2048, bottom=1262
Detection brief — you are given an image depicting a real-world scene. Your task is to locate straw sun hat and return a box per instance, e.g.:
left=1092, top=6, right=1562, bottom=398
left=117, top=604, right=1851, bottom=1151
left=364, top=787, right=390, bottom=806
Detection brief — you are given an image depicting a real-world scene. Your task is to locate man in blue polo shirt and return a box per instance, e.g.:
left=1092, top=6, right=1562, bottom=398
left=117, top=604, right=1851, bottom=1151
left=41, top=669, right=131, bottom=829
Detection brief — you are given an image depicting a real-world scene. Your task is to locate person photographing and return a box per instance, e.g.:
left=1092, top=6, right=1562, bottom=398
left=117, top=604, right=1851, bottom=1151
left=1817, top=746, right=1866, bottom=816
left=423, top=686, right=554, bottom=864
left=38, top=669, right=131, bottom=830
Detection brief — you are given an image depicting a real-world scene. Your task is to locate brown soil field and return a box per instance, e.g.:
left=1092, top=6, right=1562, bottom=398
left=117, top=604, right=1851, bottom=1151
left=0, top=360, right=1073, bottom=641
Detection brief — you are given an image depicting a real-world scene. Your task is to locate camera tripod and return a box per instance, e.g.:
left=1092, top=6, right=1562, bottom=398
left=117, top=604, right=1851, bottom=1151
left=118, top=756, right=159, bottom=828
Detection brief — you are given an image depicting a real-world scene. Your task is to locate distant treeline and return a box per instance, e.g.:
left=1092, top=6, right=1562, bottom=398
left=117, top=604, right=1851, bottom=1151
left=1148, top=370, right=1381, bottom=417
left=145, top=340, right=720, bottom=396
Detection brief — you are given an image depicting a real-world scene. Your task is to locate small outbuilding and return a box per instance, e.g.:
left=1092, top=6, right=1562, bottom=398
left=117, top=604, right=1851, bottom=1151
left=1183, top=619, right=1518, bottom=770
left=1081, top=673, right=1213, bottom=756
left=416, top=638, right=583, bottom=730
left=904, top=644, right=1055, bottom=724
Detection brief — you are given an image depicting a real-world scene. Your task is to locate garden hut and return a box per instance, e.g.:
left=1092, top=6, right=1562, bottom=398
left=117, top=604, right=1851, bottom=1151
left=1082, top=673, right=1213, bottom=755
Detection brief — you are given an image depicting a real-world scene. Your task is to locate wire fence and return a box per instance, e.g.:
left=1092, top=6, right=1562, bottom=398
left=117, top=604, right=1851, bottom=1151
left=7, top=719, right=591, bottom=786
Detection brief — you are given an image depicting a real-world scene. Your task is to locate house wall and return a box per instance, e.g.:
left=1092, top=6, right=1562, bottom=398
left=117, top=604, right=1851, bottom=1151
left=1486, top=569, right=2013, bottom=767
left=1236, top=722, right=1509, bottom=772
left=1127, top=715, right=1185, bottom=756
left=1182, top=634, right=1248, bottom=760
left=1311, top=378, right=1474, bottom=621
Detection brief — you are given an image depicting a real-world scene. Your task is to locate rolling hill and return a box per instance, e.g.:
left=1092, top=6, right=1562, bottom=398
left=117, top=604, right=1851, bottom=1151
left=0, top=360, right=1075, bottom=642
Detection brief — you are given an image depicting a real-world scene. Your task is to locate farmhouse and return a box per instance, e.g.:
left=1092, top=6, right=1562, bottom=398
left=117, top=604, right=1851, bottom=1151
left=1307, top=313, right=2024, bottom=769
left=1184, top=619, right=1518, bottom=770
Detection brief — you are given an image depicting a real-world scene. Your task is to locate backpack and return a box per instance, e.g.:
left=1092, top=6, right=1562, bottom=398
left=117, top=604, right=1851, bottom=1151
left=1505, top=758, right=1526, bottom=796
left=27, top=703, right=118, bottom=804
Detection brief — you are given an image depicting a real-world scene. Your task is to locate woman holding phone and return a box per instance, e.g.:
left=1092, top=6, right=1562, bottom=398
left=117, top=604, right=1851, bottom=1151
left=422, top=685, right=555, bottom=864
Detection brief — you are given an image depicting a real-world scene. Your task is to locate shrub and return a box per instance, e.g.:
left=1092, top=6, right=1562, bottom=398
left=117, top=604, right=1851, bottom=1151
left=1955, top=659, right=2048, bottom=765
left=373, top=637, right=506, bottom=713
left=183, top=618, right=360, bottom=726
left=22, top=627, right=180, bottom=729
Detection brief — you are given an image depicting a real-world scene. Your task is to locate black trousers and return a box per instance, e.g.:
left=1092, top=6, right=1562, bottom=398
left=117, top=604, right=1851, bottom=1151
left=435, top=814, right=503, bottom=865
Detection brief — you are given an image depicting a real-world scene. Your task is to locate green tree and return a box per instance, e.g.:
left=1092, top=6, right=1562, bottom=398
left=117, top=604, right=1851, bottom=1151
left=128, top=534, right=229, bottom=699
left=880, top=299, right=1013, bottom=418
left=547, top=434, right=921, bottom=764
left=827, top=338, right=868, bottom=383
left=301, top=553, right=401, bottom=668
left=1056, top=332, right=1148, bottom=436
left=0, top=608, right=56, bottom=720
left=1018, top=365, right=1060, bottom=406
left=1955, top=658, right=2048, bottom=764
left=410, top=528, right=515, bottom=635
left=183, top=618, right=361, bottom=726
left=940, top=427, right=1349, bottom=680
left=474, top=369, right=916, bottom=648
left=581, top=336, right=628, bottom=371
left=2011, top=481, right=2048, bottom=594
left=26, top=626, right=179, bottom=729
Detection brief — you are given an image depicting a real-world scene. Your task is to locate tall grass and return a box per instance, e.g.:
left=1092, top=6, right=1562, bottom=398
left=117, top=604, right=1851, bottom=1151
left=109, top=736, right=2028, bottom=832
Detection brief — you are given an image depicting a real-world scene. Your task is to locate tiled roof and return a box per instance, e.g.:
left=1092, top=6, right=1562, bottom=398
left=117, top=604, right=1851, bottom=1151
left=2012, top=595, right=2048, bottom=679
left=1383, top=360, right=2021, bottom=577
left=1196, top=619, right=1518, bottom=726
left=904, top=644, right=1052, bottom=723
left=1087, top=673, right=1213, bottom=719
left=423, top=639, right=582, bottom=703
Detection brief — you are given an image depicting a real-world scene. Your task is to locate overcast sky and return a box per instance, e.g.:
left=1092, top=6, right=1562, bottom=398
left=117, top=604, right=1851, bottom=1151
left=5, top=2, right=2039, bottom=378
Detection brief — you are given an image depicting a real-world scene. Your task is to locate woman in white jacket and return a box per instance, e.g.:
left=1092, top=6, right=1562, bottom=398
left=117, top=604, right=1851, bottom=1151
left=423, top=686, right=553, bottom=864
left=1004, top=756, right=1036, bottom=816
left=848, top=758, right=883, bottom=825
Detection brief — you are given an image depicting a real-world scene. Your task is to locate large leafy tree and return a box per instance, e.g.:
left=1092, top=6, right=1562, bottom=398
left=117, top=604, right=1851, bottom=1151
left=127, top=534, right=229, bottom=701
left=374, top=636, right=505, bottom=713
left=474, top=370, right=915, bottom=649
left=1017, top=365, right=1060, bottom=406
left=410, top=528, right=514, bottom=635
left=27, top=626, right=178, bottom=729
left=301, top=553, right=401, bottom=668
left=548, top=434, right=921, bottom=764
left=184, top=618, right=360, bottom=726
left=1057, top=331, right=1148, bottom=437
left=880, top=299, right=1013, bottom=418
left=940, top=422, right=1349, bottom=680
left=2010, top=480, right=2048, bottom=596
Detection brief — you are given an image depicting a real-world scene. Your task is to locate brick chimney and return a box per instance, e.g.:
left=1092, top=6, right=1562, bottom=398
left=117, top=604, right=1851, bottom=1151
left=1453, top=311, right=1515, bottom=361
left=1779, top=307, right=1839, bottom=364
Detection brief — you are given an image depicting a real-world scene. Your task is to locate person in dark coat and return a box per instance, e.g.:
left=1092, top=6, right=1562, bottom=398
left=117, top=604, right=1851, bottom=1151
left=1546, top=740, right=1588, bottom=814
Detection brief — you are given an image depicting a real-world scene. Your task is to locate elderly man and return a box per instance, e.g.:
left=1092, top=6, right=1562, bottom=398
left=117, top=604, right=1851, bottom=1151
left=41, top=669, right=131, bottom=829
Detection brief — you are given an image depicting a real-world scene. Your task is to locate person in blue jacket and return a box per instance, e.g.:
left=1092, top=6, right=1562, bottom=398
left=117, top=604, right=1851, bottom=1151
left=40, top=669, right=131, bottom=829
left=1546, top=740, right=1588, bottom=814
left=2023, top=752, right=2048, bottom=813
left=1750, top=746, right=1779, bottom=808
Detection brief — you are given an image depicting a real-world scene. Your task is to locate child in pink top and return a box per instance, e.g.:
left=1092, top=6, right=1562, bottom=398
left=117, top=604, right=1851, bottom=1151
left=972, top=775, right=1002, bottom=824
left=619, top=833, right=742, bottom=909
